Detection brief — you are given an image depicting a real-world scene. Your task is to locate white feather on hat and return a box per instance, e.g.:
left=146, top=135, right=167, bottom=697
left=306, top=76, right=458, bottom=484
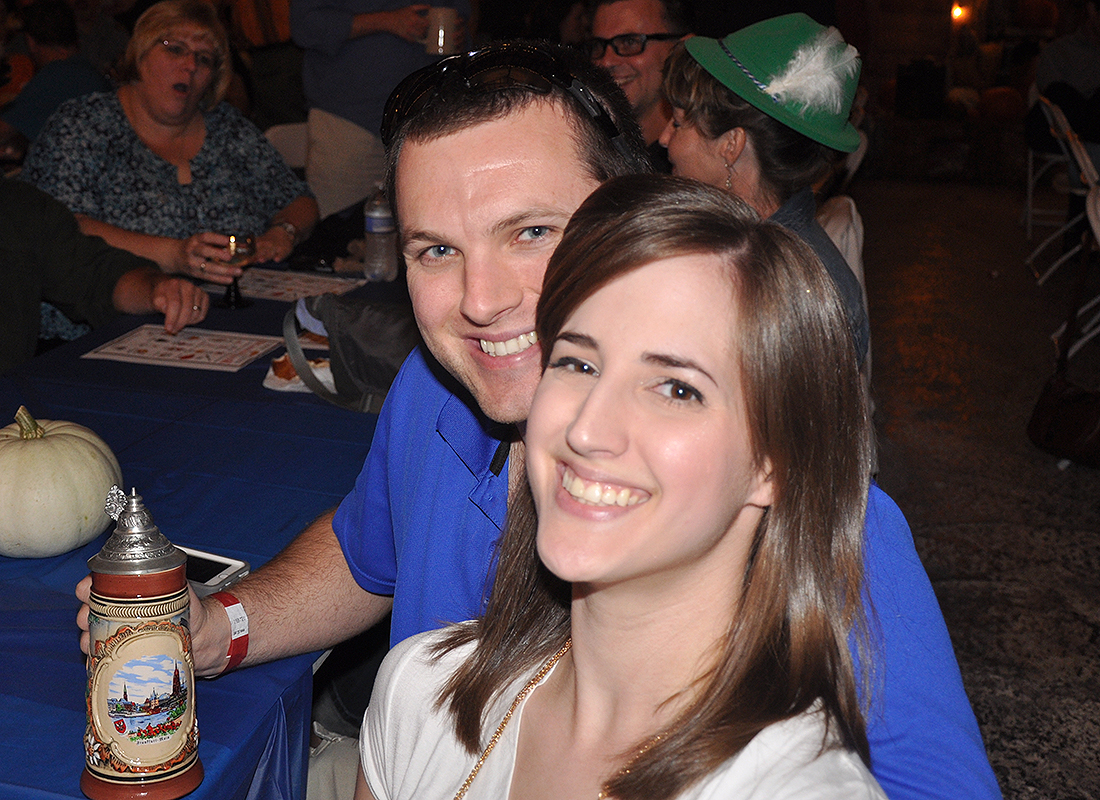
left=763, top=27, right=859, bottom=114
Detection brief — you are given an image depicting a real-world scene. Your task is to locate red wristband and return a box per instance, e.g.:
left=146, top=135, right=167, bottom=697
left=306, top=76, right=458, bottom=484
left=210, top=591, right=249, bottom=675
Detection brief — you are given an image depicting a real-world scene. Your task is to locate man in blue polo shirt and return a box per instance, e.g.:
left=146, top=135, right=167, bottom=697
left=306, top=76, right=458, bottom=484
left=78, top=40, right=1001, bottom=800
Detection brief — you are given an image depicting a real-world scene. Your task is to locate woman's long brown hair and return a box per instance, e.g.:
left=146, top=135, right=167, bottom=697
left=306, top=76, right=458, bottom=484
left=435, top=175, right=874, bottom=799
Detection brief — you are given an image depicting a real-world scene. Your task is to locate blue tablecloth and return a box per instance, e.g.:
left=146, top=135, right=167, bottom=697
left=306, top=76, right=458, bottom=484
left=0, top=297, right=378, bottom=800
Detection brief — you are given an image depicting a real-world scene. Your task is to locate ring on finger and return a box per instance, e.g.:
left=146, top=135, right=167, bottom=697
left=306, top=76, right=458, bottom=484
left=199, top=262, right=206, bottom=272
left=192, top=305, right=200, bottom=311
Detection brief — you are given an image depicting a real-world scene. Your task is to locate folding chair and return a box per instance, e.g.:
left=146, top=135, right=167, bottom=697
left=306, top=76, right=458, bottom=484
left=1022, top=145, right=1069, bottom=240
left=1025, top=97, right=1099, bottom=285
left=1056, top=184, right=1100, bottom=360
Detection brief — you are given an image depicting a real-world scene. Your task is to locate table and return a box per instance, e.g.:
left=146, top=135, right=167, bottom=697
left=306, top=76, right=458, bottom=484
left=0, top=295, right=379, bottom=800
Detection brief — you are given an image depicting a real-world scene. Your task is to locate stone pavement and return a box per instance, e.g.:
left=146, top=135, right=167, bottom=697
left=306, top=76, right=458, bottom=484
left=852, top=179, right=1100, bottom=799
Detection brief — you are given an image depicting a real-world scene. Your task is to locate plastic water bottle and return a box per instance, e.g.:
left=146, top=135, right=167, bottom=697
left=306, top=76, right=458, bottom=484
left=363, top=188, right=399, bottom=281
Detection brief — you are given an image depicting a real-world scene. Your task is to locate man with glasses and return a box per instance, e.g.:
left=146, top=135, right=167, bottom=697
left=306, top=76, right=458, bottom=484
left=76, top=40, right=999, bottom=800
left=584, top=0, right=690, bottom=171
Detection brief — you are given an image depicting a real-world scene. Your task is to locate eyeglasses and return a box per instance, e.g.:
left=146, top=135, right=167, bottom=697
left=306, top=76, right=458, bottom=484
left=580, top=33, right=681, bottom=60
left=380, top=42, right=628, bottom=158
left=159, top=39, right=219, bottom=71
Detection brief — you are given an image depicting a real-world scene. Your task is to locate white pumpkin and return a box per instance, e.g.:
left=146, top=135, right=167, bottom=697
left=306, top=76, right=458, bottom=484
left=0, top=406, right=123, bottom=558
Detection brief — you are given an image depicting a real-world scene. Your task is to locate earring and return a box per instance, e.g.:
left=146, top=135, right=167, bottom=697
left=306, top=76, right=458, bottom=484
left=723, top=162, right=733, bottom=192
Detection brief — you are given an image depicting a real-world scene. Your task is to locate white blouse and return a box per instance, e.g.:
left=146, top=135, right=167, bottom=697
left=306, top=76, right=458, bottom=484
left=361, top=629, right=888, bottom=800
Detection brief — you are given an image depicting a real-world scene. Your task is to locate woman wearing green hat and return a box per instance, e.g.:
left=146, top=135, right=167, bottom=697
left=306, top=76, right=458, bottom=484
left=659, top=13, right=869, bottom=366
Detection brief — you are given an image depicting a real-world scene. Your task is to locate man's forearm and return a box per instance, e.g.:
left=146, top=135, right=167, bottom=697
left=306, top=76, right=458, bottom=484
left=193, top=509, right=394, bottom=676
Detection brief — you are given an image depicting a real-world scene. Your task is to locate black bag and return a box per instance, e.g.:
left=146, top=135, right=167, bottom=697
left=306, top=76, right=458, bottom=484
left=1027, top=241, right=1100, bottom=466
left=1028, top=372, right=1100, bottom=466
left=283, top=284, right=422, bottom=414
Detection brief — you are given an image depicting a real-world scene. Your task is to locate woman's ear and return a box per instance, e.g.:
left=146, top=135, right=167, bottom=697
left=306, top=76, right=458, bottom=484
left=719, top=128, right=748, bottom=168
left=747, top=457, right=775, bottom=510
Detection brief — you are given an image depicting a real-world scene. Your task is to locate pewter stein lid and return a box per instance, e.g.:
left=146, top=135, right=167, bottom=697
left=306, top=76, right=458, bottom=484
left=87, top=486, right=186, bottom=575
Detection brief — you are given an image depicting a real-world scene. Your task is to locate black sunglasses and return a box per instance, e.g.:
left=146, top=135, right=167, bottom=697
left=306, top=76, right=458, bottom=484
left=580, top=33, right=681, bottom=60
left=380, top=42, right=628, bottom=158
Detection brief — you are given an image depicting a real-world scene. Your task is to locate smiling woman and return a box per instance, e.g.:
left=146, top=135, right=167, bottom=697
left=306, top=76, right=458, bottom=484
left=21, top=0, right=317, bottom=287
left=354, top=175, right=886, bottom=800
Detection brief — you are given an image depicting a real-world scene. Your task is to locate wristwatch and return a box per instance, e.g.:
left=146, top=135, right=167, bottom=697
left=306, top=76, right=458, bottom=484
left=275, top=221, right=298, bottom=244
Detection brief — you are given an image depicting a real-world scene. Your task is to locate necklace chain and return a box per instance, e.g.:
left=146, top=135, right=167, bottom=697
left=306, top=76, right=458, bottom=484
left=452, top=639, right=573, bottom=800
left=452, top=638, right=664, bottom=800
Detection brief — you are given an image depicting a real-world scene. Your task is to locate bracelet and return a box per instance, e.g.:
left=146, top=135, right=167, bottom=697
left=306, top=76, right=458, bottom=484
left=209, top=591, right=249, bottom=675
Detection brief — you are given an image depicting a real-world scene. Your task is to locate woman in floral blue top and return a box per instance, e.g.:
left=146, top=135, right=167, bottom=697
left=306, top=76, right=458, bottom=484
left=22, top=0, right=317, bottom=285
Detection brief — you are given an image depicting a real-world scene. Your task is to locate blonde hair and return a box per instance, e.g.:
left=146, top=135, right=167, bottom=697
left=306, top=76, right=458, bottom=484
left=117, top=0, right=229, bottom=110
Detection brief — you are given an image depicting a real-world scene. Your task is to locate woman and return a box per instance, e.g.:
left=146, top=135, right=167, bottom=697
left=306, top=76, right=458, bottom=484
left=355, top=175, right=885, bottom=799
left=21, top=0, right=316, bottom=284
left=659, top=13, right=869, bottom=365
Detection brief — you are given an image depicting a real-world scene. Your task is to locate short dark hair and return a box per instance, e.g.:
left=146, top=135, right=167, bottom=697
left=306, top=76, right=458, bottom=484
left=662, top=43, right=838, bottom=206
left=588, top=0, right=693, bottom=34
left=383, top=40, right=652, bottom=211
left=22, top=0, right=79, bottom=49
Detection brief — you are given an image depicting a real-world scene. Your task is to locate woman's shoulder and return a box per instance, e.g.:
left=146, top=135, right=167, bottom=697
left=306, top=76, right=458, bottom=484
left=690, top=706, right=887, bottom=800
left=22, top=92, right=122, bottom=187
left=374, top=628, right=476, bottom=712
left=49, top=90, right=121, bottom=124
left=33, top=90, right=123, bottom=147
left=362, top=628, right=481, bottom=799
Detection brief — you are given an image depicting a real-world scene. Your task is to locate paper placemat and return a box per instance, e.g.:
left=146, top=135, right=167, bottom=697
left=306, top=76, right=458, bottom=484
left=81, top=325, right=283, bottom=372
left=204, top=269, right=365, bottom=301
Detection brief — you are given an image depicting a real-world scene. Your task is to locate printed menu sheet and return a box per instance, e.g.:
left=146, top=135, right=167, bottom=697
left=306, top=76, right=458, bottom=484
left=205, top=269, right=365, bottom=301
left=81, top=325, right=283, bottom=372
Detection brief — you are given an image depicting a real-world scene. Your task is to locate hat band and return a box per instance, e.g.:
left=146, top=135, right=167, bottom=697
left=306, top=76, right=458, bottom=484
left=718, top=39, right=778, bottom=104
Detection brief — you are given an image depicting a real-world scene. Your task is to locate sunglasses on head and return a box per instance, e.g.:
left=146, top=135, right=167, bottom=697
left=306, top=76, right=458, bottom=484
left=380, top=42, right=628, bottom=158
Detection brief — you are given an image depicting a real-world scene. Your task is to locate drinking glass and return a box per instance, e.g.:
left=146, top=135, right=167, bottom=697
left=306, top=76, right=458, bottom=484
left=217, top=234, right=255, bottom=309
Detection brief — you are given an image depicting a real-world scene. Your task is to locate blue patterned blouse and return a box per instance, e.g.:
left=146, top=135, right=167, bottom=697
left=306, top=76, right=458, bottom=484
left=22, top=91, right=309, bottom=238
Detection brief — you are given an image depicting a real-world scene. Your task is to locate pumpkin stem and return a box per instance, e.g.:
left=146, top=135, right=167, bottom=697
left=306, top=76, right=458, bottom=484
left=14, top=406, right=46, bottom=440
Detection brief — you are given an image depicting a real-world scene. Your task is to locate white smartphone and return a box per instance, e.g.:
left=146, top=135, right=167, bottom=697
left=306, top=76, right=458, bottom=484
left=179, top=545, right=250, bottom=597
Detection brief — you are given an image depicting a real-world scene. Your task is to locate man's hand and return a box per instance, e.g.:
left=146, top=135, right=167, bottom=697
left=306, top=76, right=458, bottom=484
left=77, top=574, right=231, bottom=675
left=75, top=574, right=94, bottom=656
left=152, top=276, right=209, bottom=333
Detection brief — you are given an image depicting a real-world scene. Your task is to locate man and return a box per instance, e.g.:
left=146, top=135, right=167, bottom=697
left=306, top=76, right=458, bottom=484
left=290, top=0, right=469, bottom=218
left=585, top=0, right=690, bottom=171
left=0, top=0, right=111, bottom=163
left=1, top=178, right=209, bottom=373
left=77, top=42, right=1000, bottom=800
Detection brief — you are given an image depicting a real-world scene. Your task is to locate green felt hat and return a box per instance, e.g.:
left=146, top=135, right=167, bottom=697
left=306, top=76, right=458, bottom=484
left=685, top=13, right=862, bottom=153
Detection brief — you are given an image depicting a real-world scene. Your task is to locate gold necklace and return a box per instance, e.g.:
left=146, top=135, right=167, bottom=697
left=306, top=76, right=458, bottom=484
left=452, top=638, right=664, bottom=800
left=453, top=639, right=572, bottom=800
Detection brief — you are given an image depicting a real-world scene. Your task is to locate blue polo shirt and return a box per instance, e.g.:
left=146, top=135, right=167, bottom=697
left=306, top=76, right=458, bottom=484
left=333, top=346, right=1001, bottom=800
left=334, top=347, right=510, bottom=642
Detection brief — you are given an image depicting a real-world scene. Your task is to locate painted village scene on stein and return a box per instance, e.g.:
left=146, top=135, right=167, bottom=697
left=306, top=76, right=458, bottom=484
left=105, top=655, right=190, bottom=743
